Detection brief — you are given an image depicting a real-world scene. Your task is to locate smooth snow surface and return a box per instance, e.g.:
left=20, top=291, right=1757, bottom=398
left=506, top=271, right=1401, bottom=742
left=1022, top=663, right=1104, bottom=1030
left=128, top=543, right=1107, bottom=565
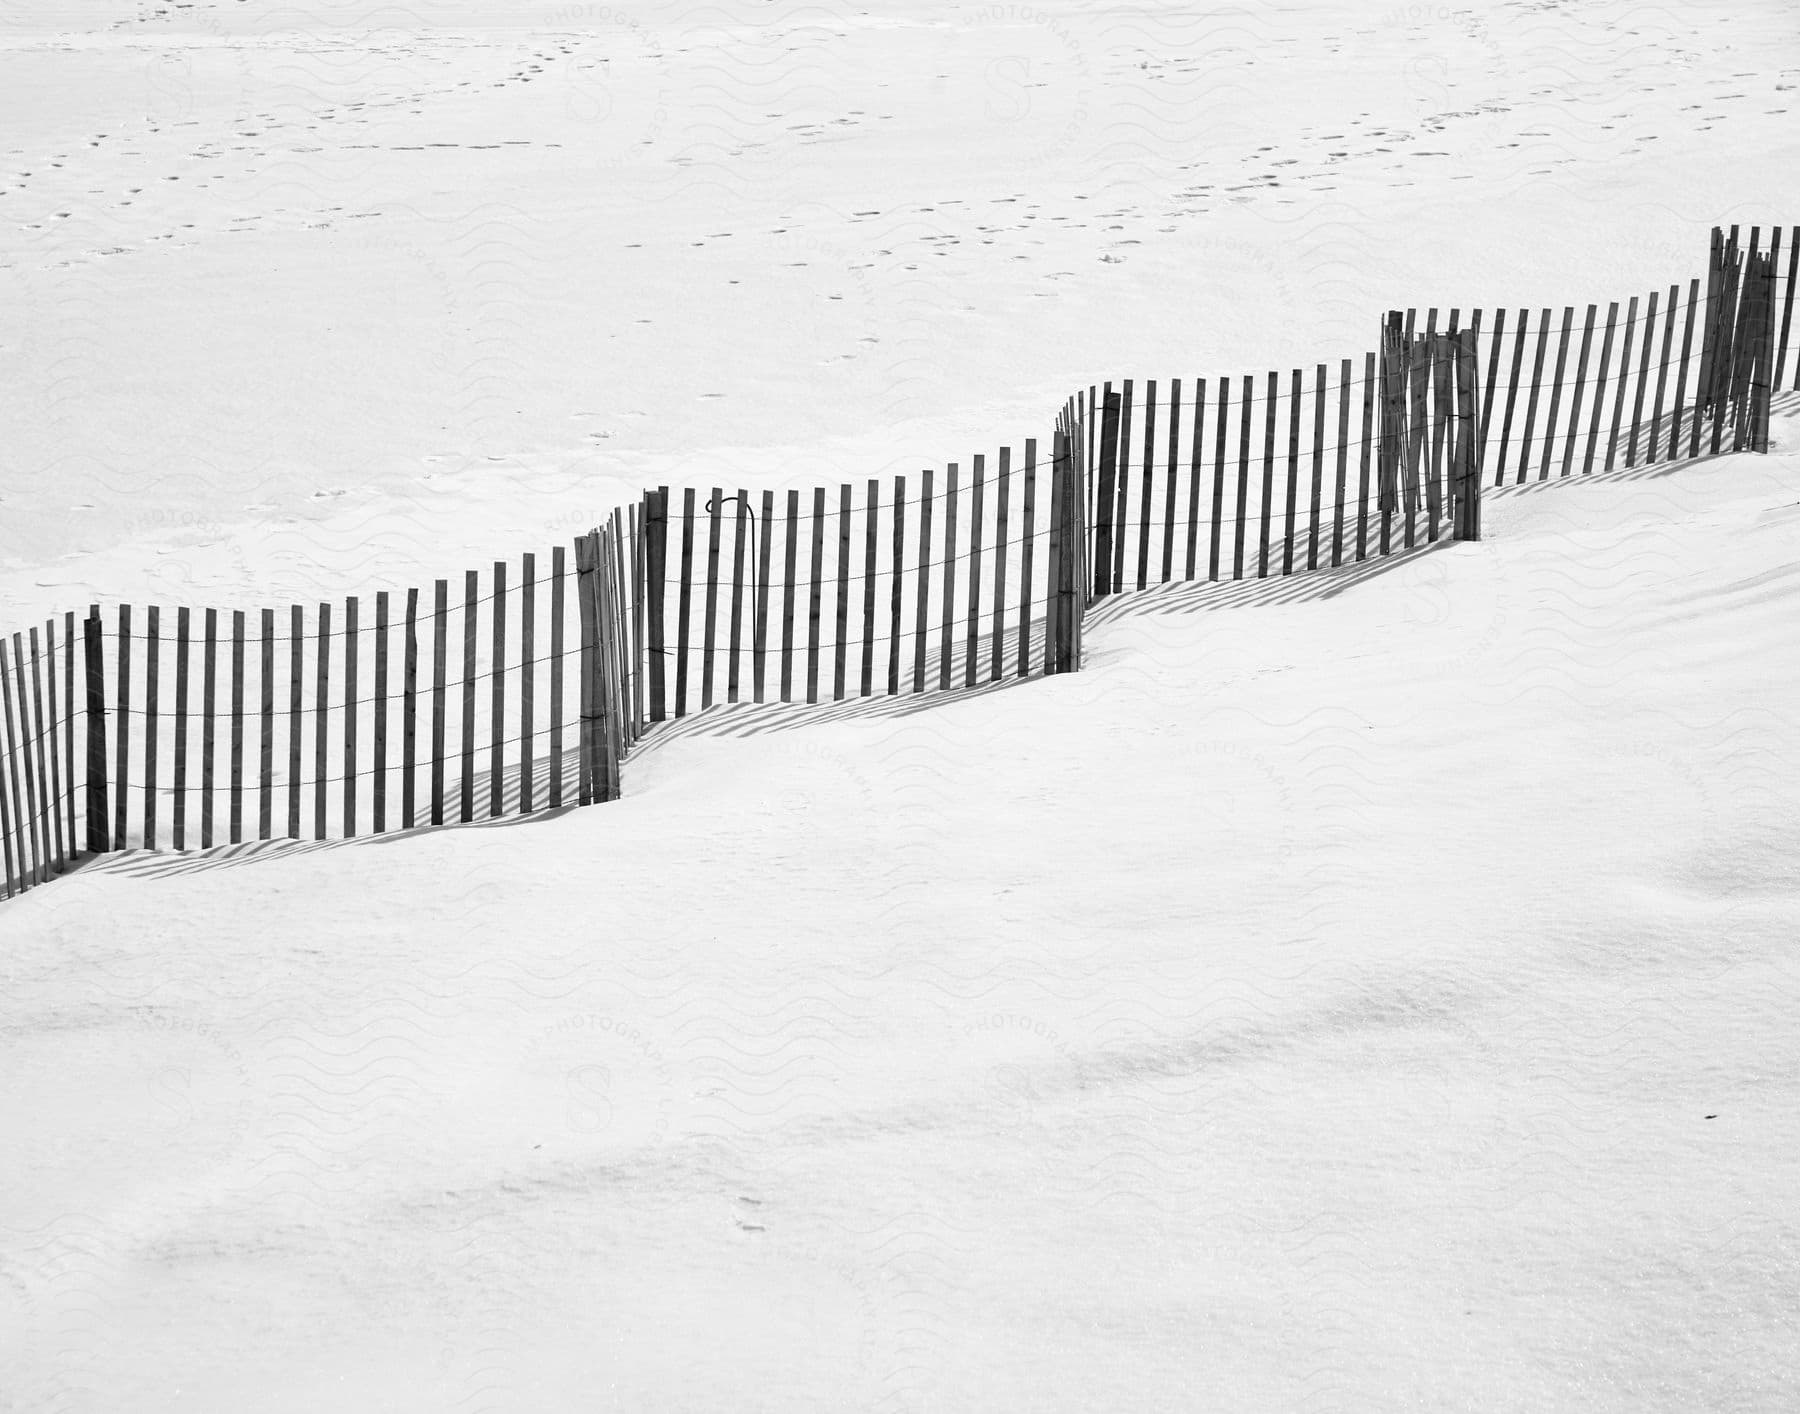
left=4, top=0, right=1800, bottom=1410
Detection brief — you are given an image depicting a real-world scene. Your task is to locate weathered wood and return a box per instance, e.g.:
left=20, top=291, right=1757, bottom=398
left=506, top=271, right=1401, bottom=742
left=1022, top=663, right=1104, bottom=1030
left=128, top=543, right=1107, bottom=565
left=112, top=605, right=132, bottom=850
left=965, top=456, right=985, bottom=687
left=702, top=487, right=722, bottom=710
left=1163, top=379, right=1182, bottom=584
left=1361, top=351, right=1377, bottom=560
left=170, top=607, right=188, bottom=850
left=340, top=596, right=357, bottom=837
left=142, top=607, right=159, bottom=850
left=888, top=476, right=906, bottom=694
left=459, top=571, right=477, bottom=823
left=1626, top=289, right=1659, bottom=466
left=836, top=483, right=854, bottom=700
left=991, top=453, right=1011, bottom=679
left=431, top=579, right=449, bottom=825
left=62, top=611, right=76, bottom=861
left=285, top=606, right=301, bottom=839
left=1479, top=308, right=1506, bottom=470
left=548, top=555, right=564, bottom=808
left=402, top=591, right=418, bottom=829
left=42, top=622, right=65, bottom=870
left=1209, top=375, right=1229, bottom=581
left=312, top=603, right=328, bottom=839
left=1333, top=359, right=1351, bottom=566
left=30, top=629, right=58, bottom=873
left=83, top=614, right=108, bottom=854
left=1514, top=308, right=1552, bottom=485
left=630, top=506, right=645, bottom=738
left=1136, top=380, right=1156, bottom=590
left=1282, top=368, right=1301, bottom=573
left=230, top=608, right=246, bottom=845
left=644, top=489, right=667, bottom=722
left=807, top=486, right=827, bottom=704
left=488, top=567, right=504, bottom=818
left=0, top=639, right=30, bottom=884
left=574, top=534, right=598, bottom=807
left=1016, top=447, right=1036, bottom=676
left=1185, top=379, right=1206, bottom=581
left=1429, top=332, right=1453, bottom=537
left=781, top=489, right=800, bottom=703
left=755, top=490, right=775, bottom=703
left=1113, top=380, right=1133, bottom=593
left=1233, top=374, right=1253, bottom=579
left=728, top=492, right=747, bottom=703
left=200, top=608, right=217, bottom=847
left=938, top=464, right=959, bottom=692
left=675, top=487, right=695, bottom=717
left=1671, top=279, right=1700, bottom=461
left=1308, top=363, right=1327, bottom=569
left=1606, top=296, right=1640, bottom=471
left=0, top=642, right=17, bottom=889
left=912, top=470, right=935, bottom=691
left=1045, top=431, right=1064, bottom=670
left=1537, top=306, right=1574, bottom=481
left=375, top=591, right=390, bottom=831
left=1496, top=308, right=1529, bottom=486
left=1647, top=285, right=1679, bottom=462
left=1093, top=387, right=1120, bottom=596
left=1584, top=304, right=1617, bottom=474
left=1455, top=327, right=1483, bottom=541
left=518, top=561, right=534, bottom=814
left=1259, top=371, right=1279, bottom=577
left=259, top=607, right=274, bottom=839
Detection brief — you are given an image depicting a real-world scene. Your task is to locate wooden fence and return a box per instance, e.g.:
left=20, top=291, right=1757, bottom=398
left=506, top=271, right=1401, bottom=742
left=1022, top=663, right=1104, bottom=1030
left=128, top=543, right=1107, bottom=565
left=0, top=224, right=1785, bottom=902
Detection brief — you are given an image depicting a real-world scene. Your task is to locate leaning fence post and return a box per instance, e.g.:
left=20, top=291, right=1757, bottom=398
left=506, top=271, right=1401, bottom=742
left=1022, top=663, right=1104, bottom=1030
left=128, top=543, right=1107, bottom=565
left=574, top=531, right=600, bottom=806
left=83, top=613, right=109, bottom=854
left=643, top=488, right=668, bottom=724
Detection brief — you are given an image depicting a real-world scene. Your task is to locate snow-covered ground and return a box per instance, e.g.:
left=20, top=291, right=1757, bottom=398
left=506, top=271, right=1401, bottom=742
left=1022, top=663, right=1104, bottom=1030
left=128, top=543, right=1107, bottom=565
left=4, top=1, right=1799, bottom=1409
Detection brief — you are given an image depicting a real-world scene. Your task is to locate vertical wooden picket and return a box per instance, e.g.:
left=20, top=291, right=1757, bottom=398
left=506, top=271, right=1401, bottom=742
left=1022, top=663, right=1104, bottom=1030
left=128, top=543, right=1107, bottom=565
left=991, top=453, right=1011, bottom=680
left=173, top=607, right=190, bottom=850
left=1626, top=290, right=1659, bottom=466
left=312, top=604, right=328, bottom=840
left=938, top=464, right=959, bottom=692
left=888, top=476, right=906, bottom=695
left=375, top=591, right=390, bottom=831
left=1017, top=446, right=1036, bottom=677
left=1093, top=387, right=1119, bottom=596
left=675, top=488, right=695, bottom=719
left=703, top=488, right=722, bottom=711
left=965, top=456, right=984, bottom=688
left=519, top=561, right=534, bottom=815
left=259, top=608, right=274, bottom=839
left=403, top=587, right=419, bottom=828
left=1163, top=380, right=1181, bottom=584
left=287, top=606, right=302, bottom=839
left=432, top=580, right=448, bottom=826
left=1283, top=368, right=1301, bottom=574
left=729, top=493, right=748, bottom=704
left=913, top=471, right=933, bottom=692
left=345, top=596, right=359, bottom=837
left=489, top=567, right=505, bottom=818
left=143, top=608, right=159, bottom=850
left=548, top=554, right=564, bottom=809
left=836, top=483, right=853, bottom=701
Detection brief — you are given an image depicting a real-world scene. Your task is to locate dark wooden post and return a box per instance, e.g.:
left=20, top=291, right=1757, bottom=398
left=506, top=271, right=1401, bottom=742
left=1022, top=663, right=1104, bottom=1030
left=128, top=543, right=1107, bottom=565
left=1092, top=389, right=1122, bottom=597
left=643, top=487, right=668, bottom=723
left=83, top=613, right=108, bottom=854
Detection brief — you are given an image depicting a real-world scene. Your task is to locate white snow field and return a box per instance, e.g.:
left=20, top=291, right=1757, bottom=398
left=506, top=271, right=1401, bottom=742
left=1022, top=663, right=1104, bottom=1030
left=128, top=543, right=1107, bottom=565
left=4, top=0, right=1800, bottom=1409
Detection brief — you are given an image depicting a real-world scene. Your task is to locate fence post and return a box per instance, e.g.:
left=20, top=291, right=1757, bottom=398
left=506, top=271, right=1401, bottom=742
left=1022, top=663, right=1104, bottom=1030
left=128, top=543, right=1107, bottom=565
left=643, top=488, right=668, bottom=724
left=574, top=531, right=600, bottom=805
left=1093, top=389, right=1122, bottom=598
left=1454, top=329, right=1483, bottom=542
left=83, top=613, right=108, bottom=854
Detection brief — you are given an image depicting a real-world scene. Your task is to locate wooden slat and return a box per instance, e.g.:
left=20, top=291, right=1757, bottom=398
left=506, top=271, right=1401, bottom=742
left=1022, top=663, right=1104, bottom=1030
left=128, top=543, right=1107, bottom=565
left=336, top=596, right=354, bottom=836
left=938, top=464, right=959, bottom=692
left=479, top=567, right=498, bottom=818
left=836, top=483, right=853, bottom=701
left=1112, top=380, right=1133, bottom=593
left=456, top=571, right=475, bottom=822
left=230, top=609, right=246, bottom=845
left=1307, top=363, right=1326, bottom=569
left=862, top=478, right=880, bottom=696
left=11, top=635, right=44, bottom=881
left=1430, top=333, right=1453, bottom=537
left=643, top=490, right=666, bottom=722
left=547, top=555, right=564, bottom=808
left=1624, top=289, right=1658, bottom=466
left=1259, top=371, right=1279, bottom=578
left=0, top=640, right=29, bottom=884
left=1091, top=382, right=1116, bottom=596
left=143, top=607, right=159, bottom=850
left=1584, top=302, right=1619, bottom=475
left=1774, top=225, right=1798, bottom=393
left=780, top=490, right=800, bottom=703
left=402, top=588, right=419, bottom=829
left=1282, top=368, right=1301, bottom=574
left=518, top=563, right=533, bottom=814
left=574, top=535, right=596, bottom=806
left=1405, top=332, right=1430, bottom=548
left=675, top=488, right=695, bottom=718
left=1495, top=308, right=1528, bottom=485
left=311, top=603, right=328, bottom=839
left=1605, top=296, right=1640, bottom=471
left=1209, top=375, right=1229, bottom=581
left=1479, top=308, right=1506, bottom=470
left=1232, top=375, right=1252, bottom=579
left=728, top=493, right=747, bottom=703
left=912, top=470, right=934, bottom=691
left=1184, top=379, right=1206, bottom=581
left=283, top=606, right=301, bottom=839
left=1045, top=428, right=1064, bottom=669
left=255, top=608, right=272, bottom=839
left=807, top=486, right=827, bottom=704
left=1359, top=351, right=1377, bottom=560
left=62, top=611, right=76, bottom=861
left=173, top=607, right=189, bottom=850
left=1646, top=284, right=1679, bottom=462
left=630, top=506, right=645, bottom=738
left=1332, top=359, right=1351, bottom=566
left=21, top=633, right=47, bottom=880
left=1016, top=447, right=1036, bottom=676
left=113, top=605, right=131, bottom=851
left=887, top=476, right=906, bottom=694
left=702, top=488, right=722, bottom=710
left=200, top=608, right=216, bottom=848
left=990, top=453, right=1010, bottom=679
left=374, top=592, right=391, bottom=831
left=1162, top=379, right=1181, bottom=584
left=1670, top=279, right=1700, bottom=461
left=1560, top=305, right=1597, bottom=477
left=83, top=613, right=108, bottom=855
left=431, top=579, right=448, bottom=824
left=1536, top=306, right=1574, bottom=481
left=1515, top=309, right=1552, bottom=485
left=965, top=456, right=984, bottom=687
left=30, top=629, right=59, bottom=872
left=43, top=622, right=65, bottom=870
left=0, top=640, right=17, bottom=890
left=1136, top=380, right=1156, bottom=590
